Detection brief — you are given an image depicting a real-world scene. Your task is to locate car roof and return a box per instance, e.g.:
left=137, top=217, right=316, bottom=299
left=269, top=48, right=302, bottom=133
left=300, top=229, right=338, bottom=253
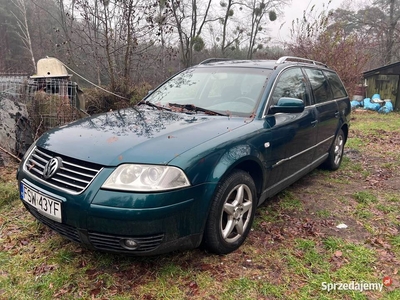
left=196, top=56, right=330, bottom=70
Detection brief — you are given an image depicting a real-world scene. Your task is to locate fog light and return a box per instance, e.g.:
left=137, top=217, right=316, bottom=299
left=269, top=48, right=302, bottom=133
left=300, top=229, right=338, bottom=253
left=121, top=238, right=139, bottom=250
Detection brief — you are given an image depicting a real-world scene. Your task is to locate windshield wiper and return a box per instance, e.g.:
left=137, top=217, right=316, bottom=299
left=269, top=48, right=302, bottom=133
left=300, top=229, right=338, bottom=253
left=168, top=103, right=228, bottom=116
left=137, top=100, right=171, bottom=111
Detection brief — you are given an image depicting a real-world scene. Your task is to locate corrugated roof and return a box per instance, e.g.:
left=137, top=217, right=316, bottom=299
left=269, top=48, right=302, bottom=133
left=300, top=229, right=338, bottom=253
left=363, top=61, right=400, bottom=77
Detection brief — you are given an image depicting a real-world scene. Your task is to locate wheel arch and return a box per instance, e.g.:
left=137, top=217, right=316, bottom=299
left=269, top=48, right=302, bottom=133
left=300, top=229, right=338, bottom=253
left=210, top=156, right=265, bottom=205
left=231, top=160, right=264, bottom=201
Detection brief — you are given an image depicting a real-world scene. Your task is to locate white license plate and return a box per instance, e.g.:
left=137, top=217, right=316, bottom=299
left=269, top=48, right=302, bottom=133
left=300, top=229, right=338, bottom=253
left=21, top=183, right=62, bottom=223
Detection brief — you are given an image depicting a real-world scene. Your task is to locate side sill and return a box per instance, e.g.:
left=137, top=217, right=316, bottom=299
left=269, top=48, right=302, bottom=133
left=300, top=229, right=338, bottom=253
left=258, top=153, right=328, bottom=206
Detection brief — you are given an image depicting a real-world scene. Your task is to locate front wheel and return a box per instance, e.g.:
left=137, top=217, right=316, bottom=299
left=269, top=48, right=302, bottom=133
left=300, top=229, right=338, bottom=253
left=203, top=170, right=256, bottom=254
left=322, top=128, right=345, bottom=170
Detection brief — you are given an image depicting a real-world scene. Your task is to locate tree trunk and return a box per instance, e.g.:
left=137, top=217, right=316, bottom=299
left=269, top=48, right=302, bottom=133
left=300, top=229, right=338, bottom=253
left=384, top=0, right=396, bottom=64
left=103, top=4, right=116, bottom=91
left=11, top=0, right=36, bottom=73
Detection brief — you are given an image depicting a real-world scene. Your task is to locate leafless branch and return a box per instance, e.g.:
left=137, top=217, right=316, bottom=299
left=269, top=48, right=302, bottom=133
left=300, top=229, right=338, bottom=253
left=0, top=145, right=21, bottom=163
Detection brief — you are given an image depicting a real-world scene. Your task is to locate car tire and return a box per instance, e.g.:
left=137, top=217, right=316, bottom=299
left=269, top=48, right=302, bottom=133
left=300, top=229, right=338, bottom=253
left=322, top=128, right=345, bottom=170
left=203, top=170, right=256, bottom=255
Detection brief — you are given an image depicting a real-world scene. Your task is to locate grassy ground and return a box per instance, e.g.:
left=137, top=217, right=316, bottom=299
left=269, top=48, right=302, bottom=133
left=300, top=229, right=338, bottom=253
left=0, top=111, right=399, bottom=299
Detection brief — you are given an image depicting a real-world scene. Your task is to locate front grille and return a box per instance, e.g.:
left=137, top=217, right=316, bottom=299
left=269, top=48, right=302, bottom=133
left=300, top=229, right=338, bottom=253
left=88, top=232, right=164, bottom=252
left=25, top=147, right=103, bottom=194
left=24, top=202, right=81, bottom=243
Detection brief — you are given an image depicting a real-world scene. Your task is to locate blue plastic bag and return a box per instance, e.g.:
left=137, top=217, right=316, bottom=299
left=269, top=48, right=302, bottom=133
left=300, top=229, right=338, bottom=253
left=364, top=98, right=381, bottom=111
left=378, top=101, right=393, bottom=114
left=371, top=94, right=381, bottom=101
left=351, top=100, right=362, bottom=109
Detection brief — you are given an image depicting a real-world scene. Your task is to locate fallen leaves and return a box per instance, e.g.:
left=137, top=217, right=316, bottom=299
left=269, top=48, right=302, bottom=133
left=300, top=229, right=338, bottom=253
left=334, top=250, right=342, bottom=257
left=260, top=217, right=324, bottom=245
left=33, top=263, right=57, bottom=276
left=367, top=237, right=392, bottom=250
left=187, top=280, right=199, bottom=296
left=329, top=251, right=347, bottom=271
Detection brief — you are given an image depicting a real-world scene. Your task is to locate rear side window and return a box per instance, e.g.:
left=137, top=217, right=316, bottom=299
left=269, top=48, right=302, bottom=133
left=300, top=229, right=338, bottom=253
left=324, top=71, right=348, bottom=99
left=304, top=68, right=332, bottom=104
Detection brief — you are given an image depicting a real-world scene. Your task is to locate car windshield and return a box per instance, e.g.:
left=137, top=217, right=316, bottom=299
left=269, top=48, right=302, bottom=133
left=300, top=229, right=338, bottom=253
left=144, top=67, right=271, bottom=116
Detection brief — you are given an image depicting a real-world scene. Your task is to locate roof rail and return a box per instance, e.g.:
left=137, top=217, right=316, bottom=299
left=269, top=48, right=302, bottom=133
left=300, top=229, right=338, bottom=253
left=276, top=56, right=328, bottom=68
left=199, top=58, right=233, bottom=65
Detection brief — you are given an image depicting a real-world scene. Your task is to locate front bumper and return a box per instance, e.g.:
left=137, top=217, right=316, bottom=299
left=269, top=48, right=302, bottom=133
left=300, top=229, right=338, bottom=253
left=22, top=201, right=203, bottom=255
left=18, top=171, right=216, bottom=255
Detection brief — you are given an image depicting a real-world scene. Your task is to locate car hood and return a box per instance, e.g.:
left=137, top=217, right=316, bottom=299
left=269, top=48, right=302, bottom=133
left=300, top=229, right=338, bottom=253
left=36, top=107, right=251, bottom=166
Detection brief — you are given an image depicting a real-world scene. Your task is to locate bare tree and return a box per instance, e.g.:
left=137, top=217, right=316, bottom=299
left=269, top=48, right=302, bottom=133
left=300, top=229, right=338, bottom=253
left=0, top=0, right=24, bottom=71
left=55, top=0, right=75, bottom=63
left=170, top=0, right=212, bottom=67
left=102, top=1, right=117, bottom=90
left=216, top=0, right=289, bottom=58
left=287, top=3, right=371, bottom=96
left=376, top=0, right=400, bottom=64
left=216, top=0, right=247, bottom=56
left=241, top=0, right=286, bottom=59
left=11, top=0, right=36, bottom=73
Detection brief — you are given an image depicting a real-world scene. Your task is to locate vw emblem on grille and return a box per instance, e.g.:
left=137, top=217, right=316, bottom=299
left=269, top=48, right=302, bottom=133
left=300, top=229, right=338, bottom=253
left=43, top=157, right=62, bottom=179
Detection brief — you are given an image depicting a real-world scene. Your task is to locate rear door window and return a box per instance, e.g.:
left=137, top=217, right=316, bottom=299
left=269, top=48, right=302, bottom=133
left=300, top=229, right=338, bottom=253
left=323, top=71, right=348, bottom=99
left=304, top=68, right=332, bottom=104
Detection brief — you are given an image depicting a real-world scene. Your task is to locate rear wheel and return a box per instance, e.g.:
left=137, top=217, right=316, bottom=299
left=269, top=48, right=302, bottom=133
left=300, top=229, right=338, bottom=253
left=322, top=128, right=345, bottom=170
left=203, top=170, right=256, bottom=254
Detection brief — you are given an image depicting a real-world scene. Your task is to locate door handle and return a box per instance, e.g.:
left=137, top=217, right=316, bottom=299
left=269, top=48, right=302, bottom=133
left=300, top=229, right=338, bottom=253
left=335, top=111, right=339, bottom=118
left=311, top=120, right=318, bottom=127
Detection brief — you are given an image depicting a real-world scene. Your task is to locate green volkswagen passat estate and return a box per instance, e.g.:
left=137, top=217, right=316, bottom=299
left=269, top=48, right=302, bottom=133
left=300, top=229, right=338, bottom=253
left=17, top=57, right=350, bottom=255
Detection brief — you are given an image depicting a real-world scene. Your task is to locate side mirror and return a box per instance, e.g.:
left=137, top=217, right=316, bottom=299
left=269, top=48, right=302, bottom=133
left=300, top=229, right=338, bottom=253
left=268, top=97, right=305, bottom=114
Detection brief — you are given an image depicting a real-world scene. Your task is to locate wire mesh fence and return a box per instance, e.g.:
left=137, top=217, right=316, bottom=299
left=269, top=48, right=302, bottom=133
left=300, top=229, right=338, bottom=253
left=0, top=74, right=30, bottom=100
left=26, top=78, right=83, bottom=131
left=0, top=74, right=84, bottom=164
left=1, top=75, right=83, bottom=133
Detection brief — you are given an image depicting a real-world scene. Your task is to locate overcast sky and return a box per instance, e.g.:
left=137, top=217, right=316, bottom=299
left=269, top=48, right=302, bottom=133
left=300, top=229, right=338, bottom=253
left=268, top=0, right=346, bottom=43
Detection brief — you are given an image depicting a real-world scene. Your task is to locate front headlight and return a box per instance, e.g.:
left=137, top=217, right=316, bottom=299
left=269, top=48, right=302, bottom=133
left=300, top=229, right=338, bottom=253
left=102, top=164, right=191, bottom=191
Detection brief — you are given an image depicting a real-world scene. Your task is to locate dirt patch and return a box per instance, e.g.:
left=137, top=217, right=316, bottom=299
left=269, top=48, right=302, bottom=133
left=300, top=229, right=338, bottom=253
left=384, top=177, right=400, bottom=191
left=0, top=161, right=18, bottom=182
